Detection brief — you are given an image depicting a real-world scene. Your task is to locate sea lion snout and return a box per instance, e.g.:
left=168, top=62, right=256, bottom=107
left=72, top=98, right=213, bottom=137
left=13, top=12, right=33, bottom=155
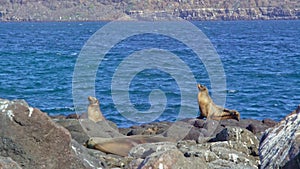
left=197, top=84, right=207, bottom=91
left=88, top=96, right=99, bottom=105
left=232, top=110, right=240, bottom=121
left=87, top=96, right=105, bottom=122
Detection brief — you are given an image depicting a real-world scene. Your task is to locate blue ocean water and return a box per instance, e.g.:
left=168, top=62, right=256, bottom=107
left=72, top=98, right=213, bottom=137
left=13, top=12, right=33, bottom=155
left=0, top=21, right=299, bottom=127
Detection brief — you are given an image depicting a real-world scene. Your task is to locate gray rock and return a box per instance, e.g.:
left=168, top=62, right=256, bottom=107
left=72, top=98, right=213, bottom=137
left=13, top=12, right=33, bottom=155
left=210, top=146, right=257, bottom=167
left=176, top=126, right=260, bottom=168
left=184, top=148, right=218, bottom=163
left=162, top=121, right=193, bottom=141
left=192, top=119, right=206, bottom=128
left=259, top=105, right=300, bottom=169
left=129, top=142, right=177, bottom=158
left=128, top=158, right=144, bottom=169
left=183, top=126, right=202, bottom=141
left=208, top=159, right=257, bottom=169
left=177, top=139, right=259, bottom=168
left=120, top=121, right=171, bottom=136
left=203, top=119, right=223, bottom=136
left=262, top=118, right=277, bottom=128
left=177, top=140, right=197, bottom=153
left=210, top=126, right=260, bottom=156
left=87, top=150, right=133, bottom=169
left=136, top=149, right=209, bottom=169
left=0, top=156, right=22, bottom=169
left=219, top=119, right=275, bottom=139
left=55, top=119, right=89, bottom=144
left=71, top=139, right=107, bottom=168
left=56, top=118, right=123, bottom=144
left=0, top=98, right=104, bottom=169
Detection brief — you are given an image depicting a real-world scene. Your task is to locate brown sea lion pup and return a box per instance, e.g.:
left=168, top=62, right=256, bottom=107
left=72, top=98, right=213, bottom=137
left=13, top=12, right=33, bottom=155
left=197, top=84, right=240, bottom=121
left=86, top=135, right=176, bottom=157
left=87, top=96, right=105, bottom=122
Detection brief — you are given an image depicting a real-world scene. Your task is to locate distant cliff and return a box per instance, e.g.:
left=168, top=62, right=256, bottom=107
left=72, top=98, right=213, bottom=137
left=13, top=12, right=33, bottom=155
left=0, top=0, right=299, bottom=21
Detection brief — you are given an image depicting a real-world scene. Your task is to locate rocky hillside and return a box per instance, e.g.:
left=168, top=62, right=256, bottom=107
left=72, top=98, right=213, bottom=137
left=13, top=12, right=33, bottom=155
left=0, top=0, right=299, bottom=21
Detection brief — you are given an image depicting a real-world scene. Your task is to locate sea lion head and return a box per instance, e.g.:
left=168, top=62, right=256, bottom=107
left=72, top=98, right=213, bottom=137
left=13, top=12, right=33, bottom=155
left=231, top=110, right=240, bottom=121
left=88, top=96, right=99, bottom=105
left=197, top=84, right=208, bottom=91
left=85, top=138, right=96, bottom=148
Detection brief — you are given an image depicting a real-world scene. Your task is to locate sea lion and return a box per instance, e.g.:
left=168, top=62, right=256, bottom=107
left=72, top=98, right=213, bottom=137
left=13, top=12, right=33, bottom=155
left=86, top=135, right=175, bottom=157
left=197, top=84, right=240, bottom=121
left=87, top=96, right=105, bottom=122
left=84, top=96, right=179, bottom=156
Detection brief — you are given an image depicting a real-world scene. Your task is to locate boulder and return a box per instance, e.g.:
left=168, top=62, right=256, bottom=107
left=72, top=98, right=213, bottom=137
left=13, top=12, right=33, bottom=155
left=135, top=149, right=208, bottom=169
left=86, top=148, right=133, bottom=168
left=259, top=105, right=300, bottom=169
left=120, top=121, right=171, bottom=136
left=129, top=142, right=177, bottom=158
left=162, top=121, right=194, bottom=141
left=178, top=140, right=259, bottom=168
left=55, top=118, right=122, bottom=144
left=0, top=98, right=104, bottom=169
left=210, top=126, right=260, bottom=156
left=176, top=126, right=260, bottom=168
left=219, top=119, right=276, bottom=139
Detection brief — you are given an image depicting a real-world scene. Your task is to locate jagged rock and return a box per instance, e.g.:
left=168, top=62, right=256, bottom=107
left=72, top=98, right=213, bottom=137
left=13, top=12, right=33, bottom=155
left=87, top=149, right=132, bottom=168
left=210, top=146, right=258, bottom=168
left=210, top=126, right=260, bottom=156
left=262, top=118, right=277, bottom=128
left=54, top=119, right=89, bottom=144
left=202, top=119, right=224, bottom=137
left=161, top=121, right=194, bottom=141
left=259, top=105, right=300, bottom=169
left=192, top=119, right=206, bottom=128
left=129, top=142, right=177, bottom=158
left=55, top=118, right=122, bottom=144
left=120, top=121, right=171, bottom=136
left=177, top=137, right=259, bottom=168
left=0, top=99, right=104, bottom=169
left=219, top=119, right=276, bottom=139
left=136, top=149, right=208, bottom=169
left=183, top=126, right=202, bottom=141
left=0, top=156, right=22, bottom=169
left=71, top=139, right=108, bottom=168
left=128, top=158, right=144, bottom=169
left=208, top=159, right=257, bottom=169
left=246, top=124, right=257, bottom=134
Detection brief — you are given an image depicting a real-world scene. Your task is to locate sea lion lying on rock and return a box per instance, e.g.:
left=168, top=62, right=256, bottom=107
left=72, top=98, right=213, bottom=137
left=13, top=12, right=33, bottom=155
left=86, top=136, right=175, bottom=157
left=197, top=84, right=240, bottom=121
left=85, top=96, right=176, bottom=156
left=87, top=96, right=105, bottom=122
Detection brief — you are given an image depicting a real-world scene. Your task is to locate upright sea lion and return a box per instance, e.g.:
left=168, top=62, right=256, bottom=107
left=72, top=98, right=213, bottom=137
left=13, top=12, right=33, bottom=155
left=87, top=96, right=105, bottom=122
left=86, top=135, right=175, bottom=157
left=197, top=84, right=240, bottom=121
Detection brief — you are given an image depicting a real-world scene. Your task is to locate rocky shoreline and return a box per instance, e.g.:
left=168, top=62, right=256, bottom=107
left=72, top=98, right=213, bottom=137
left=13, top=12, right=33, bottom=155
left=0, top=0, right=299, bottom=21
left=0, top=98, right=299, bottom=169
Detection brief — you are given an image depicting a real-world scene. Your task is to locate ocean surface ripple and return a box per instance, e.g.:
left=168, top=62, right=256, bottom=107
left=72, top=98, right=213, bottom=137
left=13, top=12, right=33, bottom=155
left=0, top=21, right=299, bottom=127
